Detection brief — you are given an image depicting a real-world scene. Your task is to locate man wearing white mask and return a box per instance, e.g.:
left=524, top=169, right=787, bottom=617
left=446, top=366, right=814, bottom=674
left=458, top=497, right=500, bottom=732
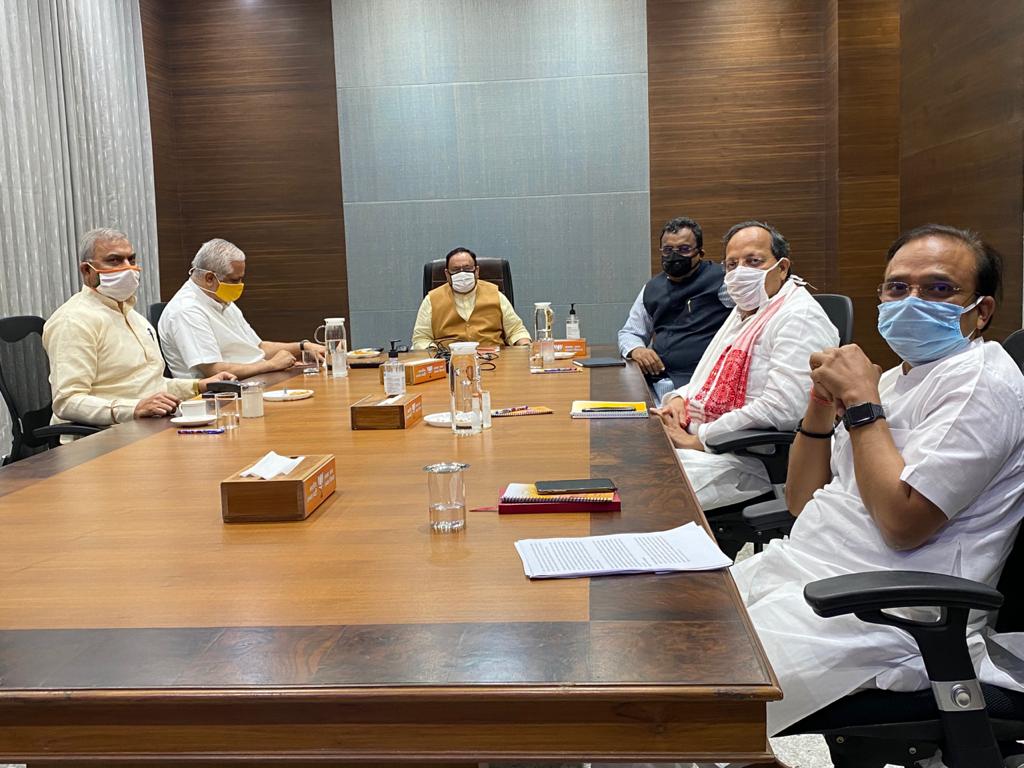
left=158, top=238, right=325, bottom=378
left=411, top=246, right=531, bottom=350
left=731, top=224, right=1024, bottom=742
left=654, top=221, right=839, bottom=512
left=43, top=228, right=234, bottom=429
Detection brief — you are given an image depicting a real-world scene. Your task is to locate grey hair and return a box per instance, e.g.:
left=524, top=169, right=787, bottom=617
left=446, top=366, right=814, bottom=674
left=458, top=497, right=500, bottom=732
left=78, top=228, right=130, bottom=262
left=191, top=238, right=245, bottom=277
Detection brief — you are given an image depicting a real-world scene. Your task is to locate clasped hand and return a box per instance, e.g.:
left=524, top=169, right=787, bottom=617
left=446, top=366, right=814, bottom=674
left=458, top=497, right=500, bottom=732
left=809, top=344, right=882, bottom=413
left=651, top=397, right=703, bottom=451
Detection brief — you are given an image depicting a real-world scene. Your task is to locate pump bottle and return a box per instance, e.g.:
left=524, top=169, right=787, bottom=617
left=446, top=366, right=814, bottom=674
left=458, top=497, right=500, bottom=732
left=382, top=340, right=406, bottom=396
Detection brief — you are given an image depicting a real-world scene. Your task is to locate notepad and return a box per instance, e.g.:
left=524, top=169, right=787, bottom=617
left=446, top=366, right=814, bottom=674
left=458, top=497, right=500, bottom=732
left=570, top=400, right=649, bottom=419
left=502, top=482, right=615, bottom=503
left=498, top=483, right=621, bottom=514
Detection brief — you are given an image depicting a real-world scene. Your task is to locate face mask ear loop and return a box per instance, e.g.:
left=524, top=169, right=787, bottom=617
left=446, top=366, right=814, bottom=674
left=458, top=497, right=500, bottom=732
left=964, top=295, right=985, bottom=340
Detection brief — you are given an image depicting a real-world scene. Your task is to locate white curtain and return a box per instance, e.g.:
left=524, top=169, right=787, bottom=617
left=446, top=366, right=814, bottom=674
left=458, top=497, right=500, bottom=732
left=0, top=0, right=158, bottom=458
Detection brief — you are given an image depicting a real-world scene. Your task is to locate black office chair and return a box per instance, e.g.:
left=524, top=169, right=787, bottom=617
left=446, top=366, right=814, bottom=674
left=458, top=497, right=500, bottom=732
left=701, top=293, right=854, bottom=556
left=0, top=315, right=101, bottom=464
left=1002, top=329, right=1024, bottom=373
left=148, top=301, right=167, bottom=329
left=784, top=521, right=1024, bottom=767
left=422, top=258, right=515, bottom=307
left=148, top=302, right=172, bottom=378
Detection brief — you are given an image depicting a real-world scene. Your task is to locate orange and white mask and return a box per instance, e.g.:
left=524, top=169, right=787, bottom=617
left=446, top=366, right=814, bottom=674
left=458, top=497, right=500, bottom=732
left=88, top=264, right=141, bottom=302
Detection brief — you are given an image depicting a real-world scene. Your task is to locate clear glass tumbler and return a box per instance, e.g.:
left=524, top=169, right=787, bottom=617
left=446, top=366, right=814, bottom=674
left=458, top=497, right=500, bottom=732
left=240, top=381, right=264, bottom=418
left=301, top=348, right=320, bottom=376
left=214, top=392, right=240, bottom=430
left=423, top=462, right=469, bottom=533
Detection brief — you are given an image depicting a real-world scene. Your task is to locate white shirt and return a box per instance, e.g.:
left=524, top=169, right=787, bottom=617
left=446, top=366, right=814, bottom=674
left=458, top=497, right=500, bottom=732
left=159, top=280, right=264, bottom=378
left=42, top=286, right=197, bottom=426
left=733, top=339, right=1024, bottom=734
left=668, top=279, right=841, bottom=446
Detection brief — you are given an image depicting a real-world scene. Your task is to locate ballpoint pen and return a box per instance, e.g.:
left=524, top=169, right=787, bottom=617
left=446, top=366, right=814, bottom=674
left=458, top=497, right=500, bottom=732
left=492, top=405, right=529, bottom=415
left=177, top=428, right=225, bottom=435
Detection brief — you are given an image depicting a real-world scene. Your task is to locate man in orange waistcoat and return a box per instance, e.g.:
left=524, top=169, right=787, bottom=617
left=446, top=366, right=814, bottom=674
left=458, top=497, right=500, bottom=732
left=411, top=247, right=531, bottom=350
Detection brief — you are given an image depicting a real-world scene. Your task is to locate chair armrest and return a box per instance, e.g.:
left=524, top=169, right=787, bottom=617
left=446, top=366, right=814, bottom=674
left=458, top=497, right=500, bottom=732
left=742, top=498, right=793, bottom=530
left=704, top=428, right=796, bottom=454
left=804, top=571, right=1003, bottom=619
left=34, top=424, right=102, bottom=440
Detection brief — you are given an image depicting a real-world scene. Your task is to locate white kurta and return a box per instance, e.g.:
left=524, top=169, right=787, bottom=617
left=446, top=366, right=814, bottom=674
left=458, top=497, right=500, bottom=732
left=733, top=339, right=1024, bottom=735
left=159, top=281, right=265, bottom=378
left=667, top=279, right=840, bottom=510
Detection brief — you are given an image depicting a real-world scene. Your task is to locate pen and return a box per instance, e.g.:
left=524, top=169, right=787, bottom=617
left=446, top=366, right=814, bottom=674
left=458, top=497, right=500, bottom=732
left=177, top=428, right=225, bottom=435
left=492, top=405, right=529, bottom=415
left=531, top=368, right=578, bottom=374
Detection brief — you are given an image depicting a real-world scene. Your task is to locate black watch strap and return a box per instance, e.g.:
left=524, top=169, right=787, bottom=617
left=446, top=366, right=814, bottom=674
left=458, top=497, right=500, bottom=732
left=299, top=339, right=308, bottom=352
left=796, top=418, right=835, bottom=439
left=842, top=402, right=886, bottom=431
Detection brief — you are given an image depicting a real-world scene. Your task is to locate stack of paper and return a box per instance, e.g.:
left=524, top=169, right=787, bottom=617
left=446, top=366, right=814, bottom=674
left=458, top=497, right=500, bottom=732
left=240, top=451, right=304, bottom=480
left=514, top=522, right=731, bottom=579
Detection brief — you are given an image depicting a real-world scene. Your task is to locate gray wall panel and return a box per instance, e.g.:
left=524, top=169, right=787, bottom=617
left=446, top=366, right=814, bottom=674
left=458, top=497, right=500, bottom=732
left=344, top=193, right=649, bottom=347
left=333, top=0, right=650, bottom=353
left=339, top=74, right=649, bottom=203
left=333, top=0, right=647, bottom=87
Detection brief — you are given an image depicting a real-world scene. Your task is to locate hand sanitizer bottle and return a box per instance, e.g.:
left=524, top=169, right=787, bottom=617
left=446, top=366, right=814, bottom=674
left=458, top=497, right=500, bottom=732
left=382, top=340, right=406, bottom=396
left=566, top=303, right=580, bottom=339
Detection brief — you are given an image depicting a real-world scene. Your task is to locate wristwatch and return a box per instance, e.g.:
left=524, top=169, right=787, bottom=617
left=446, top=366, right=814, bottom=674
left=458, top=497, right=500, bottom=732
left=299, top=339, right=309, bottom=352
left=842, top=402, right=886, bottom=431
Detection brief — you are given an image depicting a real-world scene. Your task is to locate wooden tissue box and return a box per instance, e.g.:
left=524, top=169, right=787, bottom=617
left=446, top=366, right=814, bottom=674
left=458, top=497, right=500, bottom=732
left=221, top=454, right=336, bottom=523
left=351, top=393, right=424, bottom=430
left=378, top=357, right=447, bottom=386
left=553, top=339, right=588, bottom=357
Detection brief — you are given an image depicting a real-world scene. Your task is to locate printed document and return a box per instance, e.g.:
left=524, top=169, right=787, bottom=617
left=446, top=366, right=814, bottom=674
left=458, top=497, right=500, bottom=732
left=514, top=522, right=731, bottom=579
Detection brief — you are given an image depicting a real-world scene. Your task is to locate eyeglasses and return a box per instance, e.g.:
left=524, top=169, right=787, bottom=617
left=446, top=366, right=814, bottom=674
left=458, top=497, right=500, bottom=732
left=877, top=281, right=965, bottom=302
left=661, top=245, right=698, bottom=258
left=446, top=266, right=476, bottom=275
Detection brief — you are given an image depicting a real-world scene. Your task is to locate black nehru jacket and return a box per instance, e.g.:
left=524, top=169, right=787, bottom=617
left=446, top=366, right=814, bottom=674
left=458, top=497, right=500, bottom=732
left=642, top=260, right=731, bottom=387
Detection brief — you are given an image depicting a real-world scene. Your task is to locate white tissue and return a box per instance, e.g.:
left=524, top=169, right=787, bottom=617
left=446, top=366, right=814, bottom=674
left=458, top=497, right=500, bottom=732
left=240, top=451, right=304, bottom=480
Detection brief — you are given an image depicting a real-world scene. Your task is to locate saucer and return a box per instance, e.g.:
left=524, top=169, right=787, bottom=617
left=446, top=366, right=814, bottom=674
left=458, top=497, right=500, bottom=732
left=424, top=411, right=453, bottom=427
left=263, top=388, right=314, bottom=402
left=170, top=415, right=216, bottom=426
left=348, top=348, right=382, bottom=358
left=554, top=351, right=575, bottom=359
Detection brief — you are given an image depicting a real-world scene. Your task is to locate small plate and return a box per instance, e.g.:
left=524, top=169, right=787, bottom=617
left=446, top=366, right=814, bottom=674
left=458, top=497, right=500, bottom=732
left=554, top=351, right=575, bottom=359
left=170, top=415, right=216, bottom=426
left=424, top=411, right=453, bottom=427
left=263, top=389, right=314, bottom=402
left=348, top=348, right=382, bottom=358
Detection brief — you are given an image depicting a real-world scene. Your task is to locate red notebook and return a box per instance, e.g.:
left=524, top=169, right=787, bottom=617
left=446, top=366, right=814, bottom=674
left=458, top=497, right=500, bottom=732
left=497, top=483, right=621, bottom=514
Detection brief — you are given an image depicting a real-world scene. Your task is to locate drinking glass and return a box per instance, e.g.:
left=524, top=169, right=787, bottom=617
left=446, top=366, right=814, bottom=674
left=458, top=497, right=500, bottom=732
left=214, top=392, right=240, bottom=430
left=302, top=348, right=321, bottom=376
left=424, top=462, right=468, bottom=533
left=240, top=381, right=264, bottom=418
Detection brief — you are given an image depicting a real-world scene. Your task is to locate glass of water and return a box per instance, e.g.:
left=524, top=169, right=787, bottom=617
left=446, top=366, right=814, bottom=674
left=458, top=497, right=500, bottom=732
left=302, top=348, right=321, bottom=376
left=214, top=392, right=240, bottom=430
left=423, top=462, right=469, bottom=533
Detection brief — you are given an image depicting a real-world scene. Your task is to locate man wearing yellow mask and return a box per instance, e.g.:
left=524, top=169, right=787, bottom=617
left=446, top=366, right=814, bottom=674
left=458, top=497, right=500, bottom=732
left=159, top=238, right=324, bottom=379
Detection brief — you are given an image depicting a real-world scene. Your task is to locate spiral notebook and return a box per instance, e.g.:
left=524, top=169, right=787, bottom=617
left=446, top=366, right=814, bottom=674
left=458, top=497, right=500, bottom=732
left=498, top=483, right=621, bottom=514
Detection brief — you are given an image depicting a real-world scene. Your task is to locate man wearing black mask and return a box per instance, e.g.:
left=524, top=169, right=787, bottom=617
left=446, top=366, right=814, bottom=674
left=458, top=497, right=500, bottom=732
left=618, top=216, right=732, bottom=400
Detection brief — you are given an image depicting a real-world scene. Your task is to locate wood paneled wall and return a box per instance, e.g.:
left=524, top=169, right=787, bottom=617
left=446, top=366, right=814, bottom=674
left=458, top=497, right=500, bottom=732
left=141, top=0, right=349, bottom=342
left=900, top=0, right=1024, bottom=342
left=647, top=0, right=900, bottom=361
left=647, top=0, right=830, bottom=284
left=829, top=0, right=900, bottom=364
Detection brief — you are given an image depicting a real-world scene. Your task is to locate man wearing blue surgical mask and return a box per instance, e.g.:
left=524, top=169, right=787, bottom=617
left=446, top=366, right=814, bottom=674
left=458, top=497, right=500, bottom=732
left=730, top=224, right=1024, bottom=739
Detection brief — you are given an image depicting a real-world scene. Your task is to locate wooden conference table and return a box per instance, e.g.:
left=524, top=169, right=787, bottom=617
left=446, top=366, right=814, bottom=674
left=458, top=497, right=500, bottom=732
left=0, top=347, right=779, bottom=765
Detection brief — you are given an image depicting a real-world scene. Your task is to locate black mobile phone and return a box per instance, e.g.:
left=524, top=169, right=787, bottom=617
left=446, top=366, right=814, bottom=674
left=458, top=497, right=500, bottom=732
left=205, top=380, right=242, bottom=396
left=534, top=478, right=617, bottom=495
